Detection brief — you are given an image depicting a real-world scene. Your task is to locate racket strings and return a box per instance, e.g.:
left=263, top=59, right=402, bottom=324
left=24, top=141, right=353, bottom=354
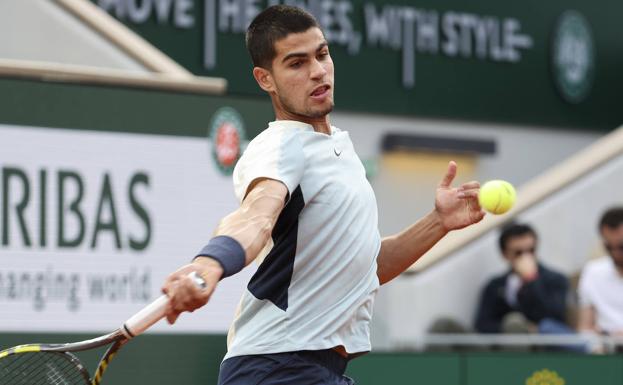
left=2, top=353, right=83, bottom=385
left=20, top=355, right=76, bottom=385
left=0, top=352, right=88, bottom=385
left=1, top=351, right=46, bottom=380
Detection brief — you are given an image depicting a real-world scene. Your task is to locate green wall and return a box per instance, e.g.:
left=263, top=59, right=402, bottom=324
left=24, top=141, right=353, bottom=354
left=350, top=352, right=623, bottom=385
left=91, top=0, right=623, bottom=130
left=2, top=333, right=621, bottom=385
left=0, top=78, right=272, bottom=138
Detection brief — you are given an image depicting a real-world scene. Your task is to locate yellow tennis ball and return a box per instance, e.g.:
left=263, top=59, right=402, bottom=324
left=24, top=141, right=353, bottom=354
left=478, top=180, right=516, bottom=214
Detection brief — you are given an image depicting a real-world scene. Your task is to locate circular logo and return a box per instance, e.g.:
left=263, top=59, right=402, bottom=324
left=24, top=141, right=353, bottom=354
left=526, top=369, right=565, bottom=385
left=551, top=10, right=595, bottom=104
left=208, top=107, right=246, bottom=175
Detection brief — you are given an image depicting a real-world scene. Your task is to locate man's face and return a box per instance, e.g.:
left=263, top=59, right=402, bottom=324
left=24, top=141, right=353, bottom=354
left=601, top=224, right=623, bottom=268
left=267, top=27, right=334, bottom=120
left=502, top=234, right=537, bottom=265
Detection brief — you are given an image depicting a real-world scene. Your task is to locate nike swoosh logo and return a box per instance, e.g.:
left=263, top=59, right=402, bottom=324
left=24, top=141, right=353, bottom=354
left=334, top=148, right=342, bottom=157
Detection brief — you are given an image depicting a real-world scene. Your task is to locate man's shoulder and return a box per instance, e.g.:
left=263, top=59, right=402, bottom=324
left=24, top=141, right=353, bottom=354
left=582, top=256, right=613, bottom=277
left=538, top=263, right=567, bottom=281
left=248, top=124, right=287, bottom=143
left=247, top=123, right=302, bottom=148
left=484, top=273, right=509, bottom=289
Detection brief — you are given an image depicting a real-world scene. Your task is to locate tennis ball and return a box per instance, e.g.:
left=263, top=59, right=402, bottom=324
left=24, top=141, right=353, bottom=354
left=478, top=180, right=516, bottom=215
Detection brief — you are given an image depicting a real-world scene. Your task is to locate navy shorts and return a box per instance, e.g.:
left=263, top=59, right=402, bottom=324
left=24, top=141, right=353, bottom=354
left=217, top=349, right=355, bottom=385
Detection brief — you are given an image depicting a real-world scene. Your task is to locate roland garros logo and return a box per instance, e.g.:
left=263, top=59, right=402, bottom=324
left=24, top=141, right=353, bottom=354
left=551, top=10, right=594, bottom=104
left=209, top=107, right=246, bottom=175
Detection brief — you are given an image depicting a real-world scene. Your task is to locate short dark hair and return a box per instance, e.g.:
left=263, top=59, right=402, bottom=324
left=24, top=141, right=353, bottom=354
left=498, top=223, right=537, bottom=251
left=245, top=5, right=321, bottom=69
left=599, top=207, right=623, bottom=230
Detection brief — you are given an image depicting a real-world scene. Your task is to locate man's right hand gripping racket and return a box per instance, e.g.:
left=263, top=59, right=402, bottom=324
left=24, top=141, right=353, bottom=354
left=0, top=272, right=206, bottom=385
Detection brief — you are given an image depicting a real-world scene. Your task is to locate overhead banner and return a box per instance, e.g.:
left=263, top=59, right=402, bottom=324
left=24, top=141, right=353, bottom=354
left=0, top=123, right=255, bottom=333
left=93, top=0, right=622, bottom=129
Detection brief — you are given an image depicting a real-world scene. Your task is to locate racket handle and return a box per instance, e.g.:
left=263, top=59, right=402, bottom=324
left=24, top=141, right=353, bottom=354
left=122, top=272, right=206, bottom=338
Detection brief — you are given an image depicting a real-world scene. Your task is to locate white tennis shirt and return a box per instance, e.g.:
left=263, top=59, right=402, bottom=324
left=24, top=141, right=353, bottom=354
left=224, top=120, right=381, bottom=360
left=578, top=256, right=623, bottom=333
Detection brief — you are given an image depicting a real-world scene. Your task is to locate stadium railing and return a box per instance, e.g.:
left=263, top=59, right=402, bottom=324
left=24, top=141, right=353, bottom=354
left=423, top=333, right=623, bottom=353
left=0, top=59, right=226, bottom=94
left=54, top=0, right=192, bottom=76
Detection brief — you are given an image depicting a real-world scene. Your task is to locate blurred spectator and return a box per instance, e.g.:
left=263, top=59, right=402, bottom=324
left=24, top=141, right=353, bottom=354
left=475, top=223, right=572, bottom=335
left=578, top=207, right=623, bottom=337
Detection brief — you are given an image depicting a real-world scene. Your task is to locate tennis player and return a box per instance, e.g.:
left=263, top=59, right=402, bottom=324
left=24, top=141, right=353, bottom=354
left=161, top=5, right=485, bottom=384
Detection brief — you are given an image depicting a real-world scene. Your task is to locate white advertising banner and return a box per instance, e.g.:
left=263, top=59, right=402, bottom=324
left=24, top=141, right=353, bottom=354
left=0, top=124, right=256, bottom=333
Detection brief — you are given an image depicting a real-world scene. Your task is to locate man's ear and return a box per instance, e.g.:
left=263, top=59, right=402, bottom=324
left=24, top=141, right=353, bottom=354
left=253, top=67, right=275, bottom=93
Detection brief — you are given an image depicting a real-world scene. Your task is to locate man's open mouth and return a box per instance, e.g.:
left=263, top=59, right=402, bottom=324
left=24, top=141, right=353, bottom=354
left=311, top=85, right=330, bottom=97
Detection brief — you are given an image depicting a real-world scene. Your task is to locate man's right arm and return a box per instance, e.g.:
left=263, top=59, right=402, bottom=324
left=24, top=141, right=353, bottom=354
left=577, top=266, right=600, bottom=334
left=516, top=270, right=568, bottom=323
left=162, top=178, right=288, bottom=323
left=212, top=178, right=288, bottom=264
left=577, top=305, right=598, bottom=333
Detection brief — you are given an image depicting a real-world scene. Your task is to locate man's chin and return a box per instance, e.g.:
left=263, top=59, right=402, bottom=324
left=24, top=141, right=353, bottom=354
left=308, top=104, right=334, bottom=118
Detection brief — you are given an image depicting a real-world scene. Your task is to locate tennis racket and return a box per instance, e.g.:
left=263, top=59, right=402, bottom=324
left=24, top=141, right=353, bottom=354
left=0, top=272, right=206, bottom=385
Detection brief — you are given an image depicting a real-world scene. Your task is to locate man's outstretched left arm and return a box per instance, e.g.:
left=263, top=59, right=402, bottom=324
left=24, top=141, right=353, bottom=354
left=376, top=161, right=485, bottom=285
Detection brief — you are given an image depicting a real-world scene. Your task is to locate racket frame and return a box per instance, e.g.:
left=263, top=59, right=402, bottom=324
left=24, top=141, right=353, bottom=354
left=0, top=330, right=126, bottom=385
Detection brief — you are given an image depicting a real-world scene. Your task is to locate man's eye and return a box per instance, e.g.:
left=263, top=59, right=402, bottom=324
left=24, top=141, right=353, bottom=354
left=290, top=61, right=302, bottom=68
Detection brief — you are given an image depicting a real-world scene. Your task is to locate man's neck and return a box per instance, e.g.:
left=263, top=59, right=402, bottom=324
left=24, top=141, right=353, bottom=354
left=310, top=120, right=331, bottom=134
left=275, top=111, right=331, bottom=135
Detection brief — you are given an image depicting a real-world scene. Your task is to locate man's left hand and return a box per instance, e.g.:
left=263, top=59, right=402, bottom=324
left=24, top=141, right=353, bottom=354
left=435, top=161, right=486, bottom=231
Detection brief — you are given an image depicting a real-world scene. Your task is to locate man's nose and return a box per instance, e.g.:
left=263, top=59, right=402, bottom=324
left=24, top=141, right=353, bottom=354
left=310, top=59, right=327, bottom=79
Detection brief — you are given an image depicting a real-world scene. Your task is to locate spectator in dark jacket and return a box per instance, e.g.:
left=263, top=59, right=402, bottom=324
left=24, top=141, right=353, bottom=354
left=475, top=223, right=572, bottom=334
